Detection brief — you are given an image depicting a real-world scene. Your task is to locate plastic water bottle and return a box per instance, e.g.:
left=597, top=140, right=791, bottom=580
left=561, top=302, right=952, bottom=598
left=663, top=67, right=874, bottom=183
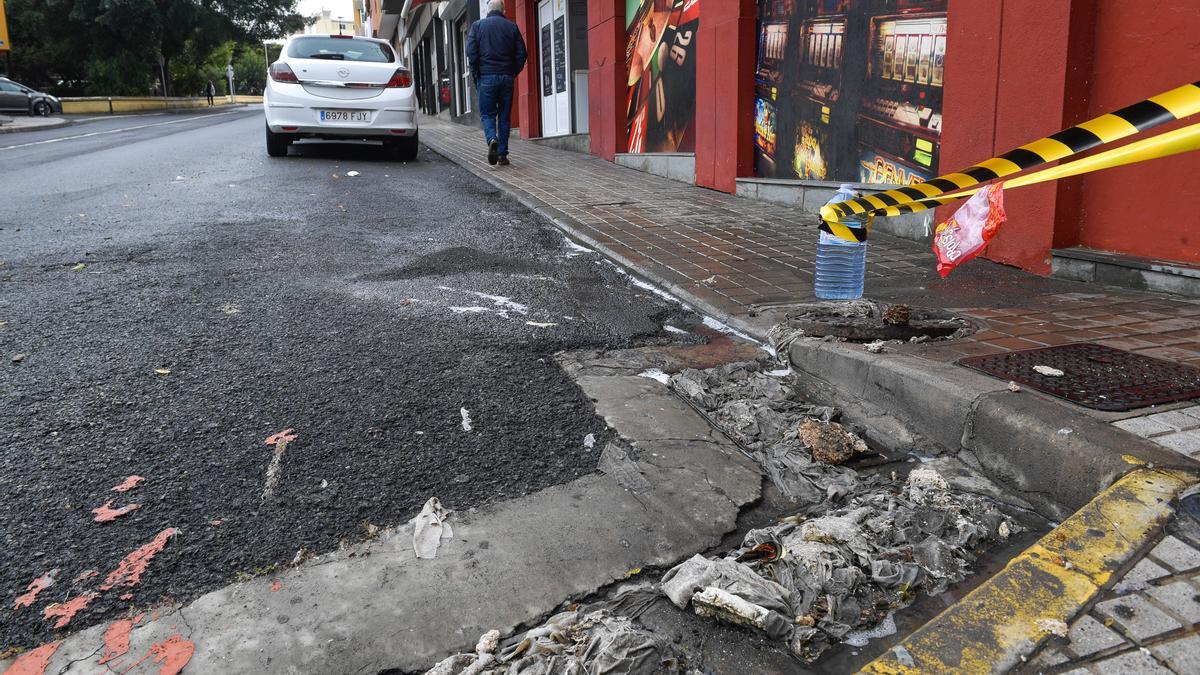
left=815, top=184, right=868, bottom=300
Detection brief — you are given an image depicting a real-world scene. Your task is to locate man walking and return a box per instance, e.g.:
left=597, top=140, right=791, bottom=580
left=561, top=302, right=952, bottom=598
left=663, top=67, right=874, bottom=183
left=206, top=80, right=216, bottom=106
left=466, top=0, right=526, bottom=166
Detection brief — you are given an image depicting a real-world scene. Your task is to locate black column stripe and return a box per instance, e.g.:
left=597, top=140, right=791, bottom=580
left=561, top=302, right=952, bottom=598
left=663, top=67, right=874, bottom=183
left=1113, top=99, right=1175, bottom=131
left=1047, top=126, right=1102, bottom=153
left=962, top=165, right=1000, bottom=182
left=997, top=148, right=1044, bottom=169
left=873, top=192, right=900, bottom=207
left=898, top=187, right=928, bottom=201
left=925, top=178, right=961, bottom=193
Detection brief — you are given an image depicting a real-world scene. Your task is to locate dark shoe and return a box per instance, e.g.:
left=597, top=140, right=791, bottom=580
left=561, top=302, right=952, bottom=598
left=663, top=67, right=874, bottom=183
left=487, top=140, right=499, bottom=165
left=498, top=155, right=510, bottom=166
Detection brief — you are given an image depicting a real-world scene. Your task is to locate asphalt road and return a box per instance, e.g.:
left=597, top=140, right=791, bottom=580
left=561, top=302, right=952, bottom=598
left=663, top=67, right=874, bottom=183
left=0, top=107, right=700, bottom=650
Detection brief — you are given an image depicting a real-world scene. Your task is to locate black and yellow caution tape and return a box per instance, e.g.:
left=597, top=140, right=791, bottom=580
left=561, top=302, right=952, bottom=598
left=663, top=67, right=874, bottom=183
left=819, top=81, right=1200, bottom=240
left=869, top=121, right=1200, bottom=217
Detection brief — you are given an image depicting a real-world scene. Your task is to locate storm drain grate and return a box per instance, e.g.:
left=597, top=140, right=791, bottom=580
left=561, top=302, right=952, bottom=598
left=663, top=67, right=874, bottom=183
left=958, top=343, right=1200, bottom=411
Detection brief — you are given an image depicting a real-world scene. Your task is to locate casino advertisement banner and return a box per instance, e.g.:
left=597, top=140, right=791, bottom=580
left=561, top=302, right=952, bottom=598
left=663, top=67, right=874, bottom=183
left=754, top=0, right=946, bottom=185
left=625, top=0, right=699, bottom=153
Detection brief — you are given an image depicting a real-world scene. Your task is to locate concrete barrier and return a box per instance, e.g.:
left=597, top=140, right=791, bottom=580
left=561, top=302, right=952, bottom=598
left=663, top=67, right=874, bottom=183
left=61, top=96, right=263, bottom=114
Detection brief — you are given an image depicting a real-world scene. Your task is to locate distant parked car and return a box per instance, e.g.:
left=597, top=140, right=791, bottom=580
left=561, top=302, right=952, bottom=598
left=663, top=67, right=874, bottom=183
left=263, top=34, right=418, bottom=160
left=0, top=77, right=63, bottom=116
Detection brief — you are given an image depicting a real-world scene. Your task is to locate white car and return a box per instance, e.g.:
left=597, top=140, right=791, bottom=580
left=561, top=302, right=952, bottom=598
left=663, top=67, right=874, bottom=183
left=264, top=34, right=419, bottom=160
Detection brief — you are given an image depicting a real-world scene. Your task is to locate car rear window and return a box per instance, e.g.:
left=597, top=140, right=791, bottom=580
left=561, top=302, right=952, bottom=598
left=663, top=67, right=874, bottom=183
left=287, top=37, right=395, bottom=63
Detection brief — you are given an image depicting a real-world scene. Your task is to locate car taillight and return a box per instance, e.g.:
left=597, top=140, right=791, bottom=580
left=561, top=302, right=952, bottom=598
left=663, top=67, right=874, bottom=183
left=269, top=63, right=299, bottom=83
left=386, top=68, right=413, bottom=88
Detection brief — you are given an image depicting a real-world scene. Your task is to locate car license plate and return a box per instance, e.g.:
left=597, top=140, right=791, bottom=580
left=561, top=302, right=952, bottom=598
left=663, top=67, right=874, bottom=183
left=320, top=110, right=370, bottom=123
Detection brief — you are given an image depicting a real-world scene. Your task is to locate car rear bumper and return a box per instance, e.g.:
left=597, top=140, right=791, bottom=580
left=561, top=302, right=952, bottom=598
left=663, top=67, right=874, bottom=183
left=264, top=86, right=417, bottom=138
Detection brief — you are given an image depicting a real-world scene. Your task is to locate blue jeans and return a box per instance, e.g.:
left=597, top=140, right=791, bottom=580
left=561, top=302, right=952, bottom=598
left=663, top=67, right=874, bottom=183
left=477, top=74, right=514, bottom=155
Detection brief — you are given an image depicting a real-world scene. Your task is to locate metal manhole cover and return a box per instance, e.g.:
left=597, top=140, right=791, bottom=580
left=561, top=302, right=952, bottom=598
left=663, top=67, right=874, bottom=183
left=958, top=343, right=1200, bottom=411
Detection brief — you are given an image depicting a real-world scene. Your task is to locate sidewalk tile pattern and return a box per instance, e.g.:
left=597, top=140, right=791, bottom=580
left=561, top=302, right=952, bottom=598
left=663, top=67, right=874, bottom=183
left=1115, top=405, right=1200, bottom=461
left=1024, top=525, right=1200, bottom=674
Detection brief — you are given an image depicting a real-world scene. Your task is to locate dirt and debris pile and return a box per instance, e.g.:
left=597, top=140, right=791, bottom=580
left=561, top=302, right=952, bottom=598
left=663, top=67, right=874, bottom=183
left=663, top=361, right=1020, bottom=661
left=669, top=361, right=859, bottom=505
left=661, top=468, right=1017, bottom=661
left=424, top=607, right=684, bottom=675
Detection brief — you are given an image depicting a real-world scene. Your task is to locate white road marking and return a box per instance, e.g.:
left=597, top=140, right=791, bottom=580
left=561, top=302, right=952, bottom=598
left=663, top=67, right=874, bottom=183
left=0, top=110, right=245, bottom=151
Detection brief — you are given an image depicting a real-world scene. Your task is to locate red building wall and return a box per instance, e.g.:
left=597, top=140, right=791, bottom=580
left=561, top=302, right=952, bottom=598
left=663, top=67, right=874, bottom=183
left=694, top=0, right=756, bottom=193
left=940, top=0, right=1199, bottom=273
left=1072, top=0, right=1200, bottom=264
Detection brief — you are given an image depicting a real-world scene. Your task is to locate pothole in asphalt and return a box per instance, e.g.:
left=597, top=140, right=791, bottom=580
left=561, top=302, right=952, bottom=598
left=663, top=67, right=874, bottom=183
left=773, top=300, right=974, bottom=343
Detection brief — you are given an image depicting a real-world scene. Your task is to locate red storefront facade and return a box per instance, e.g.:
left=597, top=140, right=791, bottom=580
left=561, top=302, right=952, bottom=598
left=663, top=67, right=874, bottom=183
left=383, top=1, right=1199, bottom=279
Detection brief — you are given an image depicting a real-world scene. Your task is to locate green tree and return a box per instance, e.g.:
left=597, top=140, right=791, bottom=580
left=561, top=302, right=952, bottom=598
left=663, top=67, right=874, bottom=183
left=5, top=0, right=305, bottom=96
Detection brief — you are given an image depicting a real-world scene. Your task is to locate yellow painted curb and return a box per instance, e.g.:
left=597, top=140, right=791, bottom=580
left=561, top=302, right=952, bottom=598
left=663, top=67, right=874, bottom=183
left=859, top=468, right=1197, bottom=675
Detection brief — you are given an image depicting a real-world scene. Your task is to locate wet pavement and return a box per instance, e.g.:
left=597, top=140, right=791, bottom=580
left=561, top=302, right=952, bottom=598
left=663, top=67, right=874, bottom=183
left=0, top=108, right=701, bottom=650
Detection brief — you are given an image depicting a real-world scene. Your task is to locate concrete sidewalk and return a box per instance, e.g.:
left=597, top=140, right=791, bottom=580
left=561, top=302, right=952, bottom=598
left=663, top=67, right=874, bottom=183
left=0, top=115, right=72, bottom=134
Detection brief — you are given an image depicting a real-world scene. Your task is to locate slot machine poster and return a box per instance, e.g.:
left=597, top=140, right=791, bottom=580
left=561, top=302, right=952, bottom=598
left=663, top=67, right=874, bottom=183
left=625, top=0, right=700, bottom=153
left=753, top=0, right=946, bottom=185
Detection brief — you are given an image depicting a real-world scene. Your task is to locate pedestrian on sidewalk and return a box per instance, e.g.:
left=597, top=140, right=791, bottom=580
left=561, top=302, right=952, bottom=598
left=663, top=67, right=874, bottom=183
left=466, top=0, right=526, bottom=167
left=206, top=80, right=216, bottom=106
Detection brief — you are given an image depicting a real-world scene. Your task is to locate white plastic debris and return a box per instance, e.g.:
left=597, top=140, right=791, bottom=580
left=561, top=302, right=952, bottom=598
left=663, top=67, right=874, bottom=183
left=345, top=171, right=360, bottom=177
left=998, top=520, right=1011, bottom=539
left=638, top=368, right=671, bottom=384
left=1036, top=618, right=1069, bottom=637
left=1008, top=381, right=1021, bottom=392
left=409, top=497, right=453, bottom=560
left=1033, top=365, right=1065, bottom=377
left=691, top=586, right=771, bottom=631
left=460, top=407, right=473, bottom=432
left=525, top=321, right=558, bottom=328
left=864, top=340, right=887, bottom=354
left=583, top=433, right=596, bottom=449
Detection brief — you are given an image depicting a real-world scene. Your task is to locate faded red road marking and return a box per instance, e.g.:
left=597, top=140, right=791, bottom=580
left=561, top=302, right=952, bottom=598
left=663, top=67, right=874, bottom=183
left=13, top=570, right=57, bottom=610
left=119, top=593, right=133, bottom=601
left=2, top=642, right=60, bottom=675
left=101, top=528, right=177, bottom=591
left=111, top=476, right=145, bottom=493
left=209, top=520, right=223, bottom=527
left=150, top=634, right=194, bottom=675
left=264, top=428, right=297, bottom=446
left=42, top=593, right=97, bottom=629
left=92, top=500, right=142, bottom=523
left=98, top=613, right=144, bottom=665
left=73, top=570, right=98, bottom=583
left=269, top=580, right=282, bottom=592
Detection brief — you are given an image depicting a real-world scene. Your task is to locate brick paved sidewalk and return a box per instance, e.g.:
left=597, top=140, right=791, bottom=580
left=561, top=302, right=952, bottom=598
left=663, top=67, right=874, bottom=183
left=420, top=117, right=1200, bottom=447
left=1025, top=517, right=1200, bottom=674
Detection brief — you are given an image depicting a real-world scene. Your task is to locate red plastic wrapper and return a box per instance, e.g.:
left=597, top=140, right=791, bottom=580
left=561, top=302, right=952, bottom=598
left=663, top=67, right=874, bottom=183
left=933, top=184, right=1007, bottom=277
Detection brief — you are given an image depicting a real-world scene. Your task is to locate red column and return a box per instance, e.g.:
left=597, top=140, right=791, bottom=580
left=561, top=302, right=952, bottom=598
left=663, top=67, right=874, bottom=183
left=694, top=0, right=756, bottom=193
left=587, top=0, right=626, bottom=161
left=512, top=0, right=540, bottom=138
left=938, top=0, right=1095, bottom=274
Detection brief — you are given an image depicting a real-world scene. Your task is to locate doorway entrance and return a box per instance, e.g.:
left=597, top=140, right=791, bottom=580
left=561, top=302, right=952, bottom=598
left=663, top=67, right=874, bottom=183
left=538, top=0, right=571, bottom=137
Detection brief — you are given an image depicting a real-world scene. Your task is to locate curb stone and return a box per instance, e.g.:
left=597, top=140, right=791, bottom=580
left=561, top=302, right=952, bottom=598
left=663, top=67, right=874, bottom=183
left=0, top=117, right=74, bottom=134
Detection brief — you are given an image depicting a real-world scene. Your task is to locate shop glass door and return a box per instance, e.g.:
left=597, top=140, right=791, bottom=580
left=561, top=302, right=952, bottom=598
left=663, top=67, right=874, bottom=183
left=538, top=0, right=570, bottom=137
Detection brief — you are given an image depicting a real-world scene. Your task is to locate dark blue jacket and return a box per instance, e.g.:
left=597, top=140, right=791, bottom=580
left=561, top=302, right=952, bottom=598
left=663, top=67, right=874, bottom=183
left=466, top=11, right=527, bottom=78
